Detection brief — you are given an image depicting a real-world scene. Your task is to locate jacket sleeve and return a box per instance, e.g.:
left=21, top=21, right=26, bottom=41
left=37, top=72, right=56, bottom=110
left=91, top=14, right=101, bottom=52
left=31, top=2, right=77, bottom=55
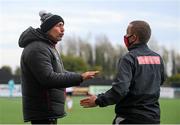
left=160, top=57, right=166, bottom=85
left=95, top=54, right=134, bottom=107
left=26, top=47, right=83, bottom=88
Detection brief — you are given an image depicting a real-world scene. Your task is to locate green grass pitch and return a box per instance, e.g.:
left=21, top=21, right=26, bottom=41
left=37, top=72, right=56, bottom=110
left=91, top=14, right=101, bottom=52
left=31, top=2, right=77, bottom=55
left=0, top=97, right=180, bottom=124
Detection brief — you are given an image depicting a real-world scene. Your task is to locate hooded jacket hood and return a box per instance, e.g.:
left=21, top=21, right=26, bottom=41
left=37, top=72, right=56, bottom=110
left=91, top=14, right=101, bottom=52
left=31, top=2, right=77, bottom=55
left=18, top=27, right=52, bottom=48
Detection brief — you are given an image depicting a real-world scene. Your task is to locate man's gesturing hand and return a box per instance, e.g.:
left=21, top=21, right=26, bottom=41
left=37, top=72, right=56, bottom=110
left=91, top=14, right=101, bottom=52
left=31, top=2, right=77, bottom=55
left=80, top=95, right=97, bottom=108
left=81, top=71, right=99, bottom=80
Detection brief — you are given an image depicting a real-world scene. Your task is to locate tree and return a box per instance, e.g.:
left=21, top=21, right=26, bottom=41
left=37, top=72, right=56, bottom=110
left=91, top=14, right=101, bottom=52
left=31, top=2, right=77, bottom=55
left=171, top=50, right=177, bottom=75
left=62, top=55, right=88, bottom=72
left=95, top=34, right=117, bottom=78
left=62, top=35, right=79, bottom=56
left=175, top=53, right=180, bottom=73
left=14, top=66, right=21, bottom=76
left=0, top=66, right=13, bottom=84
left=166, top=74, right=180, bottom=87
left=78, top=37, right=94, bottom=66
left=13, top=66, right=21, bottom=84
left=1, top=66, right=12, bottom=75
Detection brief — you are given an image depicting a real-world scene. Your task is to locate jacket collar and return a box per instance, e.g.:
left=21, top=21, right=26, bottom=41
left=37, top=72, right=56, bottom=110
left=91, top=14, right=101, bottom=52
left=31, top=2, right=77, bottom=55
left=128, top=42, right=148, bottom=51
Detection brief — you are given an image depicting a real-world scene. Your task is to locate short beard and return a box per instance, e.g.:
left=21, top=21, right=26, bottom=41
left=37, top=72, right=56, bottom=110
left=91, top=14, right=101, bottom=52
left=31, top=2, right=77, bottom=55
left=57, top=37, right=62, bottom=41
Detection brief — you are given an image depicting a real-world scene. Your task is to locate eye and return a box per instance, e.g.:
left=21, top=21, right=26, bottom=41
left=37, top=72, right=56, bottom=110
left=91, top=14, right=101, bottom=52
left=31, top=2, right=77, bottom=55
left=58, top=22, right=64, bottom=26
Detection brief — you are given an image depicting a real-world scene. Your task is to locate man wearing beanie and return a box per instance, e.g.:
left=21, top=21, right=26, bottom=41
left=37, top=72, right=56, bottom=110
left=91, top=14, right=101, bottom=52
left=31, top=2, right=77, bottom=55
left=18, top=11, right=99, bottom=124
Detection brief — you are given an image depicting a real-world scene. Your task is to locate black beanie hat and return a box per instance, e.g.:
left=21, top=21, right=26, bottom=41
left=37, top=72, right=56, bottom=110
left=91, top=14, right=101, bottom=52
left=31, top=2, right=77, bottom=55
left=39, top=10, right=64, bottom=33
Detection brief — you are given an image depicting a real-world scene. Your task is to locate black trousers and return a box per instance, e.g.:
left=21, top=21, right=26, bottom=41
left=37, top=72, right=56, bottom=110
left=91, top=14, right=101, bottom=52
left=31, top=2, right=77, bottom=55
left=113, top=116, right=160, bottom=124
left=31, top=118, right=57, bottom=124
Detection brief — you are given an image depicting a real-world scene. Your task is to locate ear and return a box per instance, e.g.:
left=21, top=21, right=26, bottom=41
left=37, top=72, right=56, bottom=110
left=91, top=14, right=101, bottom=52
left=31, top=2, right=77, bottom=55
left=132, top=35, right=138, bottom=42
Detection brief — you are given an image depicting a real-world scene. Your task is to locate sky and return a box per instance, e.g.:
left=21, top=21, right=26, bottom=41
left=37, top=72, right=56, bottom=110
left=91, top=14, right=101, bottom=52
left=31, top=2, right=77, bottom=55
left=0, top=0, right=180, bottom=72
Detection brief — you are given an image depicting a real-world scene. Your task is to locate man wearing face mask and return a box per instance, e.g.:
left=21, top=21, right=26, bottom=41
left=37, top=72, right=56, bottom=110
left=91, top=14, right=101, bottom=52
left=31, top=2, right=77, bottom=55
left=80, top=20, right=166, bottom=124
left=18, top=11, right=99, bottom=124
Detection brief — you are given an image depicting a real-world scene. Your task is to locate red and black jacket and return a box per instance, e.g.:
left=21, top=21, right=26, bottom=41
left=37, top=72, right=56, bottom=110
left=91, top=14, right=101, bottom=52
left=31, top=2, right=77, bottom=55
left=95, top=43, right=166, bottom=123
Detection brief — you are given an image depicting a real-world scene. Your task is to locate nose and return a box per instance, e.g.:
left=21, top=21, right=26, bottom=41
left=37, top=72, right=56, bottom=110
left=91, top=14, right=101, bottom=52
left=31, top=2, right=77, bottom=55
left=61, top=27, right=64, bottom=33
